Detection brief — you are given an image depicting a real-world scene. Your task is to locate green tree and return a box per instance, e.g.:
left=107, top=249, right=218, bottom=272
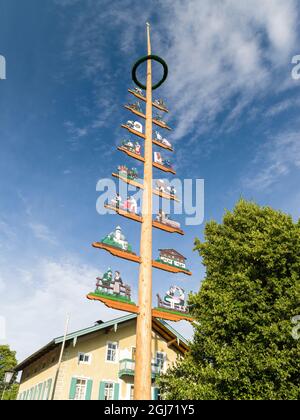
left=0, top=345, right=18, bottom=400
left=159, top=200, right=300, bottom=400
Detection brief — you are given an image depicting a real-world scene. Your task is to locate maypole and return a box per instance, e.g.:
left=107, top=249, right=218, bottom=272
left=134, top=22, right=153, bottom=401
left=87, top=22, right=194, bottom=402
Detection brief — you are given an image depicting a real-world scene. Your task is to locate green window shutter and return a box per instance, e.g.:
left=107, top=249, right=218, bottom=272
left=37, top=383, right=43, bottom=400
left=98, top=381, right=106, bottom=400
left=113, top=383, right=120, bottom=400
left=26, top=390, right=30, bottom=400
left=46, top=378, right=52, bottom=400
left=33, top=385, right=38, bottom=400
left=69, top=377, right=77, bottom=400
left=153, top=388, right=159, bottom=400
left=85, top=379, right=93, bottom=400
left=40, top=382, right=46, bottom=400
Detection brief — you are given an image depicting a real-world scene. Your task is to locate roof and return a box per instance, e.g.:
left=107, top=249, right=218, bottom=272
left=15, top=313, right=189, bottom=371
left=158, top=249, right=187, bottom=260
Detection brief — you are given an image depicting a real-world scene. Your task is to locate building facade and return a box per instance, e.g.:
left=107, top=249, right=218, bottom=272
left=15, top=314, right=188, bottom=400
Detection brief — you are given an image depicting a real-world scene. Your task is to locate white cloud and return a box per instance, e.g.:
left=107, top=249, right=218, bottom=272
left=28, top=222, right=58, bottom=245
left=265, top=96, right=300, bottom=117
left=0, top=219, right=16, bottom=241
left=159, top=0, right=298, bottom=140
left=245, top=129, right=300, bottom=190
left=0, top=275, right=5, bottom=293
left=56, top=0, right=299, bottom=149
left=0, top=257, right=191, bottom=363
left=0, top=258, right=119, bottom=362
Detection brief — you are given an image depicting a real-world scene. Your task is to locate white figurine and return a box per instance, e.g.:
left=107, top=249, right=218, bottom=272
left=126, top=120, right=143, bottom=133
left=155, top=131, right=172, bottom=148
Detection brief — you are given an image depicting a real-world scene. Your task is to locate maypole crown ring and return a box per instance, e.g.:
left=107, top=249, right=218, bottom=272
left=132, top=55, right=168, bottom=91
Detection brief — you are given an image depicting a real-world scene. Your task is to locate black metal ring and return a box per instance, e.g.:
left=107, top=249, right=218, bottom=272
left=132, top=55, right=168, bottom=91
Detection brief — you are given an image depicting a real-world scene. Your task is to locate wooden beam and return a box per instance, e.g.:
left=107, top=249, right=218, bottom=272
left=134, top=22, right=153, bottom=401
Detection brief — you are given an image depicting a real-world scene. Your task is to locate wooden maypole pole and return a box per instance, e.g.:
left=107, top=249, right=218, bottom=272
left=88, top=20, right=194, bottom=401
left=134, top=22, right=153, bottom=401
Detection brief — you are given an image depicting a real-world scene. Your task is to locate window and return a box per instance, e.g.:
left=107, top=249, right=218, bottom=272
left=74, top=378, right=87, bottom=400
left=106, top=342, right=118, bottom=362
left=29, top=387, right=34, bottom=400
left=156, top=352, right=165, bottom=370
left=130, top=385, right=134, bottom=400
left=153, top=387, right=161, bottom=400
left=42, top=382, right=48, bottom=401
left=37, top=383, right=43, bottom=400
left=104, top=383, right=114, bottom=400
left=78, top=352, right=91, bottom=365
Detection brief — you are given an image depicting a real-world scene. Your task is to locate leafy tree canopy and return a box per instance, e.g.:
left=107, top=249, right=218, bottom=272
left=159, top=200, right=300, bottom=400
left=0, top=345, right=19, bottom=400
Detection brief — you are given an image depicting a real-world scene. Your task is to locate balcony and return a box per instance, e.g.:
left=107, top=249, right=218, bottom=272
left=119, top=359, right=161, bottom=379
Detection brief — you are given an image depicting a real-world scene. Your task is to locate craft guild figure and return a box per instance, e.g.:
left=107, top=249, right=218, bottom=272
left=133, top=87, right=144, bottom=96
left=118, top=165, right=138, bottom=181
left=153, top=113, right=166, bottom=125
left=121, top=140, right=141, bottom=156
left=123, top=196, right=131, bottom=212
left=157, top=285, right=188, bottom=313
left=121, top=139, right=134, bottom=152
left=154, top=151, right=163, bottom=165
left=156, top=248, right=189, bottom=271
left=154, top=98, right=167, bottom=109
left=126, top=120, right=143, bottom=134
left=154, top=131, right=172, bottom=148
left=155, top=179, right=176, bottom=196
left=128, top=101, right=142, bottom=113
left=101, top=226, right=133, bottom=253
left=134, top=142, right=141, bottom=155
left=163, top=159, right=172, bottom=168
left=111, top=193, right=122, bottom=209
left=95, top=268, right=131, bottom=300
left=96, top=267, right=113, bottom=291
left=156, top=210, right=181, bottom=229
left=113, top=271, right=123, bottom=294
left=129, top=196, right=138, bottom=213
left=154, top=152, right=173, bottom=169
left=111, top=194, right=138, bottom=214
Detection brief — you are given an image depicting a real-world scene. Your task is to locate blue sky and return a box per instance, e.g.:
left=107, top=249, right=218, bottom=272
left=0, top=0, right=300, bottom=361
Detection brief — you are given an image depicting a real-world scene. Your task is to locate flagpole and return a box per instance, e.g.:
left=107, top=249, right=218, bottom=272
left=51, top=313, right=70, bottom=400
left=134, top=22, right=153, bottom=400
